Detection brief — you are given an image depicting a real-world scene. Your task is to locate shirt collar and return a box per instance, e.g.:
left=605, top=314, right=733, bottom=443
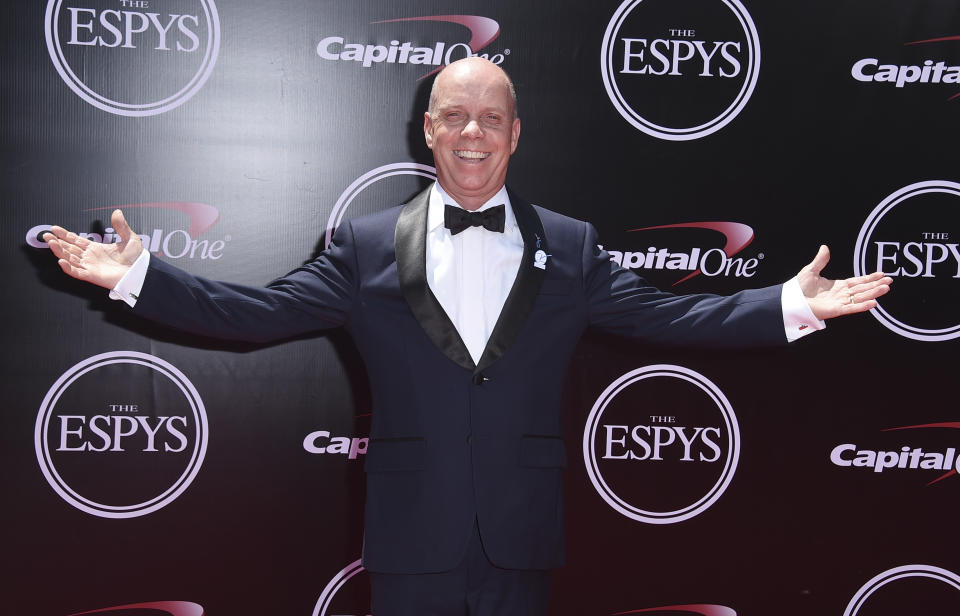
left=428, top=183, right=516, bottom=234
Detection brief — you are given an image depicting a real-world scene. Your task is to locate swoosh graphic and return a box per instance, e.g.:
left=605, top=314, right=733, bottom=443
left=904, top=35, right=960, bottom=45
left=371, top=15, right=501, bottom=80
left=69, top=600, right=204, bottom=616
left=882, top=422, right=960, bottom=485
left=84, top=203, right=220, bottom=238
left=613, top=604, right=737, bottom=616
left=883, top=422, right=960, bottom=431
left=627, top=221, right=755, bottom=286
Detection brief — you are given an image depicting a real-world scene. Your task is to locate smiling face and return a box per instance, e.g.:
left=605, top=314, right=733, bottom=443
left=424, top=58, right=521, bottom=211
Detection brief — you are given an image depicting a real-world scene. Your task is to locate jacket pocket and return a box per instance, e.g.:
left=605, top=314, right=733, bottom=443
left=364, top=437, right=426, bottom=473
left=519, top=434, right=567, bottom=468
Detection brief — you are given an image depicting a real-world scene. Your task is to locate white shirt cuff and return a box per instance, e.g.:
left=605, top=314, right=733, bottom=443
left=782, top=276, right=825, bottom=342
left=108, top=249, right=150, bottom=307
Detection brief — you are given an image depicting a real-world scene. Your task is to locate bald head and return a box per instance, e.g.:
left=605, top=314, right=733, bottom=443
left=428, top=57, right=518, bottom=120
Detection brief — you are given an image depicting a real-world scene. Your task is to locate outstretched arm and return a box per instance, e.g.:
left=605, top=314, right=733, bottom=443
left=798, top=245, right=892, bottom=320
left=42, top=208, right=359, bottom=342
left=43, top=209, right=142, bottom=290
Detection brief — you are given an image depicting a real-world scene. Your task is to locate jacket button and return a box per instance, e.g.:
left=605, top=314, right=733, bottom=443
left=472, top=373, right=487, bottom=385
left=466, top=434, right=472, bottom=444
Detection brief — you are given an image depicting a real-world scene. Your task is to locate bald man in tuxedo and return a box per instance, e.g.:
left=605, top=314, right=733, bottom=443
left=45, top=57, right=891, bottom=616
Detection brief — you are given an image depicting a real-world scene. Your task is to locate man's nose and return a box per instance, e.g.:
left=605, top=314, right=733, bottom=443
left=461, top=119, right=483, bottom=138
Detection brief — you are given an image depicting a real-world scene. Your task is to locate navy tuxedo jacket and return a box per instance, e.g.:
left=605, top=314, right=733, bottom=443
left=133, top=186, right=786, bottom=573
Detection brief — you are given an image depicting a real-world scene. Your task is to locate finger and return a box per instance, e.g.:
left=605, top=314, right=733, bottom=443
left=805, top=244, right=830, bottom=276
left=56, top=259, right=73, bottom=276
left=846, top=298, right=878, bottom=314
left=51, top=238, right=82, bottom=261
left=47, top=225, right=70, bottom=240
left=56, top=258, right=88, bottom=280
left=48, top=225, right=74, bottom=243
left=111, top=209, right=134, bottom=243
left=45, top=237, right=65, bottom=259
left=852, top=283, right=890, bottom=303
left=843, top=271, right=886, bottom=286
left=54, top=227, right=91, bottom=249
left=848, top=276, right=893, bottom=295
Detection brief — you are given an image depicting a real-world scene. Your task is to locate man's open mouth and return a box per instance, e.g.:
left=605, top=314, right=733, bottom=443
left=454, top=150, right=490, bottom=160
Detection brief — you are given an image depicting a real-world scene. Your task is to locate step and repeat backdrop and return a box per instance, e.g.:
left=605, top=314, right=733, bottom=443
left=4, top=1, right=959, bottom=614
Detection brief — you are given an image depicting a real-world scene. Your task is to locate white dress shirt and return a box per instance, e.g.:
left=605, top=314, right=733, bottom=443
left=111, top=184, right=824, bottom=349
left=427, top=184, right=524, bottom=364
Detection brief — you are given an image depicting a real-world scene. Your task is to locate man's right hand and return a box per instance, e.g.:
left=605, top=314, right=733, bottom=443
left=43, top=209, right=143, bottom=290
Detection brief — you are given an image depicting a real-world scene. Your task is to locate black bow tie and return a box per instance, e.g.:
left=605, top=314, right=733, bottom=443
left=444, top=204, right=506, bottom=235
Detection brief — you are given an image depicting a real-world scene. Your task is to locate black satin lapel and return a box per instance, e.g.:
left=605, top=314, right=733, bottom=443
left=395, top=186, right=475, bottom=371
left=475, top=190, right=547, bottom=375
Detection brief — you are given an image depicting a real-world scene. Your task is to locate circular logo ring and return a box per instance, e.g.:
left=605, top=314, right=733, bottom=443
left=312, top=559, right=365, bottom=616
left=600, top=0, right=761, bottom=141
left=853, top=180, right=960, bottom=341
left=45, top=0, right=221, bottom=116
left=35, top=351, right=209, bottom=518
left=582, top=364, right=740, bottom=524
left=324, top=162, right=436, bottom=249
left=843, top=564, right=960, bottom=616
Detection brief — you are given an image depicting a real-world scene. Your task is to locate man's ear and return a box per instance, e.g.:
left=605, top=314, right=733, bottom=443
left=423, top=112, right=434, bottom=149
left=509, top=117, right=521, bottom=154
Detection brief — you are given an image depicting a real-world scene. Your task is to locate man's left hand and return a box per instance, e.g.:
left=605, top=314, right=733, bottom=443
left=798, top=245, right=893, bottom=320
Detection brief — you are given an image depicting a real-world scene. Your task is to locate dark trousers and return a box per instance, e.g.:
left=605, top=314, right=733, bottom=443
left=369, top=521, right=551, bottom=616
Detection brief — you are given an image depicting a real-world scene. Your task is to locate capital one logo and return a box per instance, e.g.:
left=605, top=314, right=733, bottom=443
left=45, top=0, right=220, bottom=116
left=852, top=35, right=960, bottom=102
left=854, top=180, right=960, bottom=341
left=35, top=351, right=208, bottom=518
left=26, top=202, right=229, bottom=261
left=601, top=0, right=760, bottom=140
left=583, top=365, right=740, bottom=524
left=324, top=163, right=436, bottom=249
left=604, top=221, right=761, bottom=286
left=830, top=421, right=960, bottom=486
left=317, top=15, right=508, bottom=80
left=844, top=565, right=960, bottom=615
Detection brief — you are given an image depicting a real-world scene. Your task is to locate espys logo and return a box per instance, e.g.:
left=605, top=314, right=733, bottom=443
left=45, top=0, right=220, bottom=116
left=324, top=162, right=436, bottom=249
left=601, top=0, right=760, bottom=140
left=26, top=202, right=230, bottom=261
left=35, top=351, right=208, bottom=518
left=70, top=601, right=205, bottom=616
left=603, top=221, right=760, bottom=286
left=312, top=559, right=370, bottom=616
left=583, top=365, right=740, bottom=524
left=317, top=15, right=508, bottom=80
left=852, top=35, right=960, bottom=101
left=830, top=421, right=960, bottom=486
left=853, top=180, right=960, bottom=342
left=844, top=565, right=960, bottom=616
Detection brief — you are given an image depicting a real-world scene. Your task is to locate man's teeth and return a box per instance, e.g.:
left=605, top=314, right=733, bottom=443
left=454, top=150, right=490, bottom=160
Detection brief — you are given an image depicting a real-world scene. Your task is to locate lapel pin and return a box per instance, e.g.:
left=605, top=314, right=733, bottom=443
left=534, top=249, right=549, bottom=270
left=533, top=234, right=549, bottom=269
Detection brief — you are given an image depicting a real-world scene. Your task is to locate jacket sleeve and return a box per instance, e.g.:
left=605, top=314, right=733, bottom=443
left=132, top=220, right=360, bottom=343
left=580, top=222, right=787, bottom=348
